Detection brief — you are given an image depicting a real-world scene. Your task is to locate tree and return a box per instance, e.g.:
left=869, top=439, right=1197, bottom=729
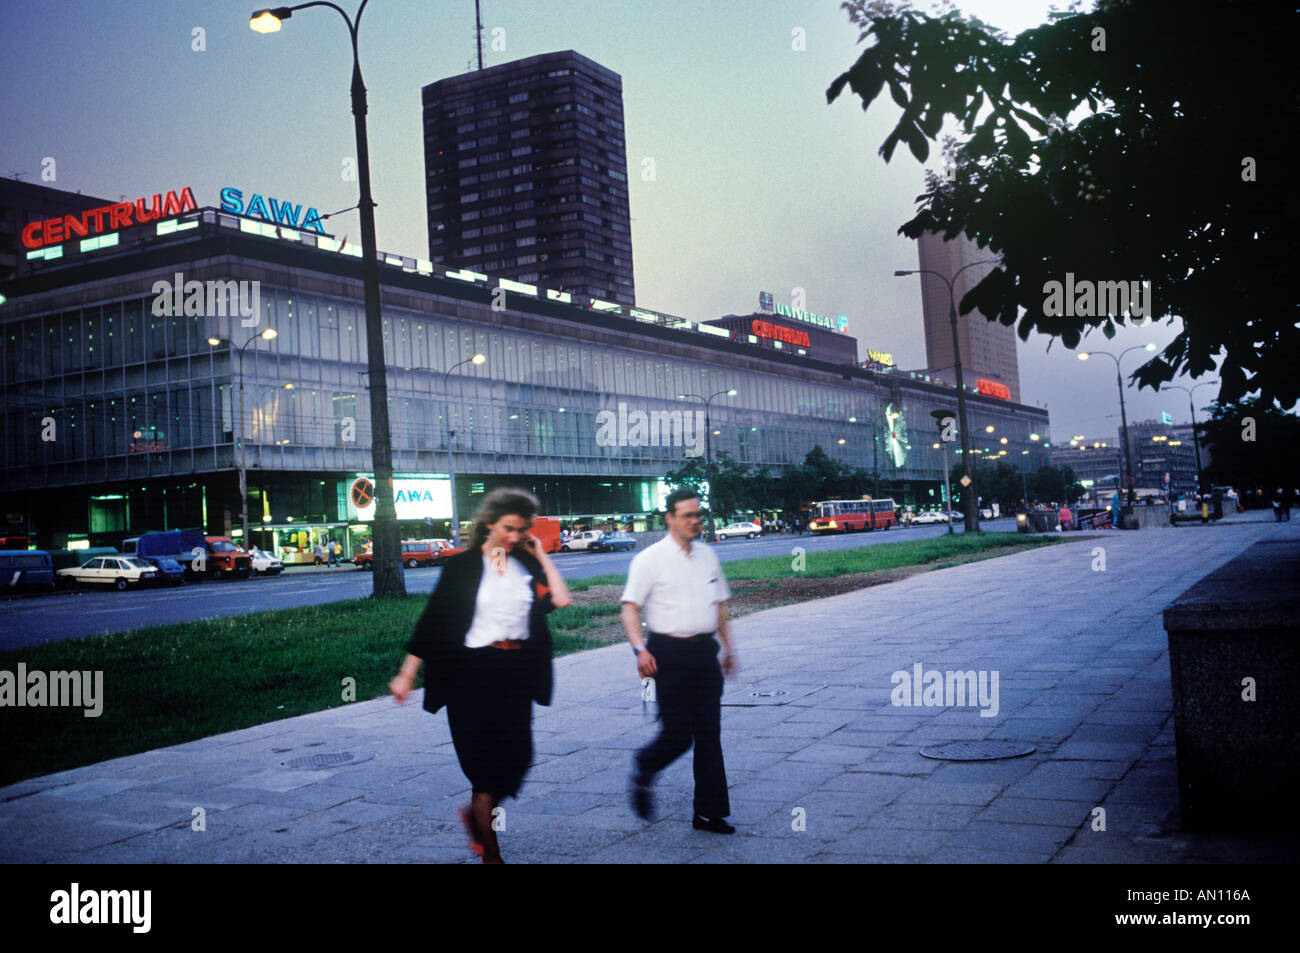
left=827, top=0, right=1297, bottom=407
left=1028, top=464, right=1085, bottom=504
left=664, top=450, right=752, bottom=524
left=1198, top=398, right=1300, bottom=495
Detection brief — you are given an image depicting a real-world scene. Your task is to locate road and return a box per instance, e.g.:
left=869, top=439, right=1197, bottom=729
left=0, top=520, right=1009, bottom=649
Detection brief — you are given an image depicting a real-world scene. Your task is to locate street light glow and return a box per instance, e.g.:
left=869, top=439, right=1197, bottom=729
left=207, top=337, right=221, bottom=347
left=250, top=8, right=290, bottom=33
left=471, top=352, right=486, bottom=364
left=1078, top=352, right=1090, bottom=360
left=261, top=328, right=278, bottom=340
left=985, top=425, right=995, bottom=433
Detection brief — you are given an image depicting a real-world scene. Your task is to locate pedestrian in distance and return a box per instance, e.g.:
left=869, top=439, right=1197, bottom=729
left=326, top=540, right=338, bottom=567
left=1058, top=502, right=1072, bottom=532
left=622, top=487, right=737, bottom=834
left=391, top=487, right=571, bottom=864
left=313, top=542, right=324, bottom=566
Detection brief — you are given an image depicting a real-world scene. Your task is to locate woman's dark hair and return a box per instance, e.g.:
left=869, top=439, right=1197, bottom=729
left=665, top=487, right=700, bottom=517
left=469, top=487, right=539, bottom=548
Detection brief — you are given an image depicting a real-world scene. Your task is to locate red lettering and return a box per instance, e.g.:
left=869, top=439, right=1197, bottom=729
left=86, top=206, right=110, bottom=232
left=752, top=318, right=810, bottom=348
left=162, top=187, right=196, bottom=217
left=977, top=379, right=1011, bottom=400
left=43, top=216, right=64, bottom=244
left=109, top=202, right=134, bottom=229
left=135, top=194, right=162, bottom=223
left=21, top=221, right=43, bottom=249
left=62, top=212, right=89, bottom=239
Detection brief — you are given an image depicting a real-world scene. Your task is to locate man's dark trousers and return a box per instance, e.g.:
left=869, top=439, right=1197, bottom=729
left=635, top=633, right=729, bottom=818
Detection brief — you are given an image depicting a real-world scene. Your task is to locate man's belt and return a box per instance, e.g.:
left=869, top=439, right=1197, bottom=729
left=648, top=631, right=716, bottom=639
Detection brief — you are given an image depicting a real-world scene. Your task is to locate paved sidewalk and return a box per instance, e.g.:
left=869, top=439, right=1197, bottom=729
left=3, top=521, right=1297, bottom=863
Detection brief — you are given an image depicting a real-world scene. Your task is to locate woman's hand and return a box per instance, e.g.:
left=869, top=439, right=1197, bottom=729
left=390, top=672, right=414, bottom=705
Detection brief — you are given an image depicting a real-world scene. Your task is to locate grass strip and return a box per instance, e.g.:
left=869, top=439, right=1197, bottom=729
left=0, top=531, right=1061, bottom=785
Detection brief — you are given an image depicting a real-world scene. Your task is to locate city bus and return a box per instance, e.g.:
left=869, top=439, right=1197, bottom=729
left=808, top=498, right=897, bottom=533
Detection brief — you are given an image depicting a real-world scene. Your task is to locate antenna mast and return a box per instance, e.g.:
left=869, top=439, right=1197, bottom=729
left=475, top=0, right=484, bottom=70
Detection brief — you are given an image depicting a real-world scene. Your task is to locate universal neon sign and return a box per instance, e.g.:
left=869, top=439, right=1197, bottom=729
left=759, top=290, right=850, bottom=333
left=220, top=187, right=325, bottom=233
left=21, top=187, right=197, bottom=250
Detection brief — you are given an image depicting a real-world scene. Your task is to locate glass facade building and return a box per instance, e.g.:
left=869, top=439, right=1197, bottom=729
left=1, top=207, right=1050, bottom=555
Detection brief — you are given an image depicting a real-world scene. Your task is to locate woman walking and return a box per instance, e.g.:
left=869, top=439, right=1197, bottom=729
left=390, top=488, right=570, bottom=863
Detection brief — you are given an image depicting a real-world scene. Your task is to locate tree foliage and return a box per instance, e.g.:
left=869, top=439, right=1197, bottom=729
left=1198, top=398, right=1300, bottom=491
left=828, top=0, right=1297, bottom=406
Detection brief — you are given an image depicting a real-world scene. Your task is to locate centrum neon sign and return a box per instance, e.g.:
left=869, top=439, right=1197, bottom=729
left=220, top=187, right=324, bottom=233
left=21, top=187, right=197, bottom=250
left=751, top=319, right=810, bottom=347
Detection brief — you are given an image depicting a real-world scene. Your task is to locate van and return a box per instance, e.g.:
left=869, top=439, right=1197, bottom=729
left=0, top=550, right=56, bottom=591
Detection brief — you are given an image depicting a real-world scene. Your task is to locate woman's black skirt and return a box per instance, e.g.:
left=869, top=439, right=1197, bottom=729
left=446, top=646, right=534, bottom=798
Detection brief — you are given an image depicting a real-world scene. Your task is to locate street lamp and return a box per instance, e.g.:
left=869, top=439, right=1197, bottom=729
left=209, top=328, right=278, bottom=551
left=442, top=352, right=486, bottom=547
left=850, top=412, right=882, bottom=498
left=252, top=0, right=405, bottom=597
left=896, top=257, right=1001, bottom=532
left=1162, top=379, right=1218, bottom=495
left=676, top=387, right=737, bottom=540
left=930, top=408, right=956, bottom=535
left=1077, top=342, right=1156, bottom=502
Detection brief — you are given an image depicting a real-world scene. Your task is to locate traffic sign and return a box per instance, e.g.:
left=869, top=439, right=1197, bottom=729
left=350, top=477, right=374, bottom=509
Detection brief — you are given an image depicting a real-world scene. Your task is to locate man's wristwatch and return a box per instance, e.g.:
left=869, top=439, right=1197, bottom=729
left=632, top=645, right=645, bottom=656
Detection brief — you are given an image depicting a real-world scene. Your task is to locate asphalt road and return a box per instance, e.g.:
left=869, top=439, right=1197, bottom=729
left=0, top=519, right=1010, bottom=649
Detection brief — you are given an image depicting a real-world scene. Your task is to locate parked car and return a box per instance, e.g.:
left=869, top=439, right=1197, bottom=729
left=144, top=555, right=186, bottom=586
left=248, top=548, right=283, bottom=575
left=58, top=556, right=159, bottom=591
left=204, top=537, right=251, bottom=578
left=427, top=539, right=465, bottom=565
left=911, top=511, right=949, bottom=525
left=590, top=531, right=636, bottom=553
left=715, top=522, right=760, bottom=541
left=0, top=550, right=55, bottom=591
left=560, top=530, right=605, bottom=552
left=400, top=541, right=440, bottom=568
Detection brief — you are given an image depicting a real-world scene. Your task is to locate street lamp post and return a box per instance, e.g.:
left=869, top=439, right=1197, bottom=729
left=252, top=1, right=405, bottom=597
left=896, top=258, right=1001, bottom=533
left=1077, top=343, right=1156, bottom=507
left=1162, top=380, right=1218, bottom=495
left=442, top=353, right=486, bottom=547
left=209, top=329, right=278, bottom=550
left=676, top=387, right=737, bottom=541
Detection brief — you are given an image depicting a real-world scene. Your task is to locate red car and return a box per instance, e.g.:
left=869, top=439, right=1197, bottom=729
left=427, top=539, right=466, bottom=565
left=355, top=541, right=439, bottom=570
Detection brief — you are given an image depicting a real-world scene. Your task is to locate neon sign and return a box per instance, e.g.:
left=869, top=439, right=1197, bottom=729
left=758, top=290, right=849, bottom=333
left=21, top=187, right=196, bottom=250
left=977, top=379, right=1011, bottom=400
left=751, top=319, right=810, bottom=348
left=220, top=187, right=324, bottom=233
left=866, top=349, right=894, bottom=366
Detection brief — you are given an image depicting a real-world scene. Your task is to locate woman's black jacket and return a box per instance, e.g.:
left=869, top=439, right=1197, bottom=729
left=404, top=545, right=556, bottom=714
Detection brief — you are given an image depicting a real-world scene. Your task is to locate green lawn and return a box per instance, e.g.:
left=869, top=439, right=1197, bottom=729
left=0, top=531, right=1059, bottom=785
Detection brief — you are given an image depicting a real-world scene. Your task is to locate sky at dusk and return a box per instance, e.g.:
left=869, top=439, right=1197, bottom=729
left=1, top=0, right=1210, bottom=443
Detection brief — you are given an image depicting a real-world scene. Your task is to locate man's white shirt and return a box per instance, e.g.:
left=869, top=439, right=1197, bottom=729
left=621, top=534, right=731, bottom=635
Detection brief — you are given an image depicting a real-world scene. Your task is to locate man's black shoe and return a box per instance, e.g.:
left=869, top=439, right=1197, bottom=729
left=692, top=814, right=735, bottom=834
left=630, top=777, right=654, bottom=821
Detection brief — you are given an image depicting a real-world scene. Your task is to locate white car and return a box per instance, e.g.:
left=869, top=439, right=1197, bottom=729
left=58, top=556, right=159, bottom=591
left=715, top=522, right=760, bottom=541
left=249, top=548, right=283, bottom=575
left=911, top=511, right=950, bottom=525
left=560, top=530, right=605, bottom=552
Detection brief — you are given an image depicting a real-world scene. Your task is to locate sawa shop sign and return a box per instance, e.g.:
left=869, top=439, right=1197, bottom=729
left=347, top=476, right=452, bottom=522
left=21, top=187, right=197, bottom=250
left=220, top=187, right=325, bottom=233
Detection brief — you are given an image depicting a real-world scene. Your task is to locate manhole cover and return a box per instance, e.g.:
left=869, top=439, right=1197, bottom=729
left=721, top=684, right=824, bottom=707
left=281, top=751, right=374, bottom=769
left=918, top=741, right=1036, bottom=761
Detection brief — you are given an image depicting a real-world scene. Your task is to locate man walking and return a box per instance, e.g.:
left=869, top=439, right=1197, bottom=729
left=622, top=488, right=737, bottom=834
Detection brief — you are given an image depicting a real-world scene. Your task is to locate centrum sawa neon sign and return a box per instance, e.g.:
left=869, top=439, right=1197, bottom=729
left=21, top=187, right=197, bottom=250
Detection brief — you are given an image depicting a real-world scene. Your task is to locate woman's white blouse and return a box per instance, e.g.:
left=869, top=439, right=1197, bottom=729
left=463, top=554, right=534, bottom=648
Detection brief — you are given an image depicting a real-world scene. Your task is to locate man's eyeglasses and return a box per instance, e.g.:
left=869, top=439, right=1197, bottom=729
left=676, top=511, right=702, bottom=520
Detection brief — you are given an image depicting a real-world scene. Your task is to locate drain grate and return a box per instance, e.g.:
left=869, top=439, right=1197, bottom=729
left=281, top=751, right=374, bottom=769
left=751, top=690, right=788, bottom=699
left=721, top=684, right=824, bottom=707
left=918, top=741, right=1036, bottom=761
